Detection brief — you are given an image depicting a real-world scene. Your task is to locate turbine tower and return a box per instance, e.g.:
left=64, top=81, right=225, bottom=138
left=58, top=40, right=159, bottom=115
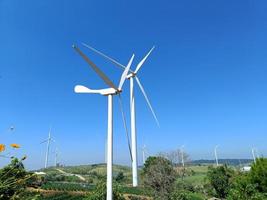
left=73, top=44, right=133, bottom=200
left=251, top=147, right=258, bottom=163
left=214, top=145, right=219, bottom=167
left=82, top=43, right=159, bottom=187
left=142, top=145, right=147, bottom=165
left=40, top=127, right=54, bottom=169
left=181, top=145, right=185, bottom=168
left=54, top=147, right=59, bottom=167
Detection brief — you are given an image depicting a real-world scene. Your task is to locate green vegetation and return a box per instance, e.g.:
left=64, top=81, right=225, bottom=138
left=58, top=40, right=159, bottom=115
left=0, top=157, right=37, bottom=200
left=2, top=155, right=267, bottom=200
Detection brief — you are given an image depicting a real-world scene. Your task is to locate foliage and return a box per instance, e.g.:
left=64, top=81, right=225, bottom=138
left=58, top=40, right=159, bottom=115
left=227, top=173, right=267, bottom=200
left=250, top=158, right=267, bottom=193
left=85, top=181, right=125, bottom=200
left=41, top=182, right=95, bottom=191
left=115, top=172, right=125, bottom=183
left=0, top=157, right=36, bottom=200
left=38, top=193, right=85, bottom=200
left=143, top=156, right=176, bottom=200
left=206, top=165, right=234, bottom=198
left=170, top=190, right=204, bottom=200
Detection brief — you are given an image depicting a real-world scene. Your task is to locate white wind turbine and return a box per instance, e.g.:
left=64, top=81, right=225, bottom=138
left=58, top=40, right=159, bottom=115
left=73, top=44, right=134, bottom=200
left=214, top=145, right=219, bottom=167
left=82, top=43, right=159, bottom=187
left=181, top=145, right=185, bottom=168
left=54, top=147, right=60, bottom=167
left=251, top=147, right=259, bottom=163
left=40, top=127, right=55, bottom=169
left=142, top=145, right=148, bottom=165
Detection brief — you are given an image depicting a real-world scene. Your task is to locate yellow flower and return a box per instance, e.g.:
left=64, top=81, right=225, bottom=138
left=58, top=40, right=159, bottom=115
left=10, top=144, right=20, bottom=149
left=0, top=144, right=5, bottom=152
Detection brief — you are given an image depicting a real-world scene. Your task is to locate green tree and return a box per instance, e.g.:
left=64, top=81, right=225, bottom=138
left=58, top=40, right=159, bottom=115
left=227, top=173, right=267, bottom=200
left=115, top=172, right=125, bottom=183
left=86, top=181, right=125, bottom=200
left=207, top=165, right=234, bottom=199
left=0, top=157, right=36, bottom=200
left=250, top=158, right=267, bottom=193
left=143, top=156, right=176, bottom=200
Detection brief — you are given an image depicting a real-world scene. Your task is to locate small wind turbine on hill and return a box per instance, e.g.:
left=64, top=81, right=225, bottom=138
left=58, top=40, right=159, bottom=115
left=82, top=43, right=159, bottom=187
left=142, top=145, right=148, bottom=165
left=54, top=147, right=59, bottom=167
left=251, top=147, right=259, bottom=163
left=214, top=145, right=219, bottom=167
left=73, top=44, right=134, bottom=200
left=40, top=127, right=55, bottom=169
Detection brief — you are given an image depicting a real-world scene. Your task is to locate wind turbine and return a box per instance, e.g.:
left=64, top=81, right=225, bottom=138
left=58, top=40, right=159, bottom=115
left=181, top=145, right=185, bottom=168
left=142, top=145, right=148, bottom=165
left=54, top=147, right=59, bottom=167
left=214, top=145, right=219, bottom=167
left=40, top=127, right=55, bottom=169
left=251, top=147, right=259, bottom=163
left=73, top=44, right=133, bottom=200
left=82, top=43, right=159, bottom=187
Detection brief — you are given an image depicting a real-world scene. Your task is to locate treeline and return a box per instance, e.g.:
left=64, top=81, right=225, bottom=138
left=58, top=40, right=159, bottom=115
left=191, top=159, right=253, bottom=166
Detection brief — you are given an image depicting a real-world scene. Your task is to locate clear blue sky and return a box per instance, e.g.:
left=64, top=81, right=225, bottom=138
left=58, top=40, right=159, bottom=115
left=1, top=0, right=267, bottom=169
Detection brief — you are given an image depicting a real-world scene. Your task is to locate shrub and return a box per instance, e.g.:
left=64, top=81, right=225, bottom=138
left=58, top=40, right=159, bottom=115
left=227, top=173, right=263, bottom=200
left=0, top=158, right=37, bottom=200
left=206, top=165, right=234, bottom=198
left=170, top=190, right=204, bottom=200
left=250, top=158, right=267, bottom=193
left=143, top=156, right=176, bottom=200
left=85, top=181, right=125, bottom=200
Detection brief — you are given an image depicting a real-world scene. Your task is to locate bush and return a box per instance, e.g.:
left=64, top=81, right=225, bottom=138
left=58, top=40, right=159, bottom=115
left=85, top=181, right=125, bottom=200
left=170, top=190, right=204, bottom=200
left=0, top=158, right=37, bottom=200
left=115, top=172, right=125, bottom=183
left=250, top=158, right=267, bottom=193
left=227, top=174, right=266, bottom=200
left=206, top=165, right=234, bottom=198
left=143, top=156, right=176, bottom=200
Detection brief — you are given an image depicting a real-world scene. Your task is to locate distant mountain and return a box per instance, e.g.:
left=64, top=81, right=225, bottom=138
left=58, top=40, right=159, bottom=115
left=190, top=159, right=253, bottom=166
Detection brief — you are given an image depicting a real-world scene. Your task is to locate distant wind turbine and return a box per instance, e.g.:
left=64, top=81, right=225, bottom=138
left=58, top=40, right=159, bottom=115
left=73, top=44, right=133, bottom=200
left=181, top=145, right=185, bottom=168
left=82, top=43, right=159, bottom=187
left=40, top=127, right=55, bottom=169
left=214, top=145, right=219, bottom=167
left=142, top=145, right=148, bottom=165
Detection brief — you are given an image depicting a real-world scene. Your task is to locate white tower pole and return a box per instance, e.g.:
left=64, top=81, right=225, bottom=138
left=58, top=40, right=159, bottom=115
left=252, top=148, right=256, bottom=163
left=55, top=148, right=58, bottom=167
left=130, top=77, right=138, bottom=187
left=45, top=128, right=51, bottom=169
left=215, top=146, right=219, bottom=167
left=106, top=94, right=113, bottom=200
left=142, top=145, right=146, bottom=165
left=181, top=146, right=185, bottom=168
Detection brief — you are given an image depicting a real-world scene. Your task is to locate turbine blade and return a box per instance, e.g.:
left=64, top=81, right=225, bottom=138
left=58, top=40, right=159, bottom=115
left=72, top=45, right=117, bottom=90
left=134, top=46, right=155, bottom=74
left=118, top=94, right=133, bottom=161
left=118, top=54, right=134, bottom=90
left=135, top=76, right=160, bottom=127
left=40, top=139, right=48, bottom=144
left=82, top=43, right=126, bottom=70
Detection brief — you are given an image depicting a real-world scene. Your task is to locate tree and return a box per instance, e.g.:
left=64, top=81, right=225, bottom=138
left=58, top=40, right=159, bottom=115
left=115, top=172, right=125, bottom=183
left=0, top=157, right=36, bottom=200
left=250, top=158, right=267, bottom=193
left=86, top=181, right=125, bottom=200
left=227, top=173, right=267, bottom=200
left=207, top=165, right=234, bottom=199
left=143, top=156, right=176, bottom=200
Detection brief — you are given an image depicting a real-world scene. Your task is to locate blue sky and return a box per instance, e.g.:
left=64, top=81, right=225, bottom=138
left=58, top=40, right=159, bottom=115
left=0, top=0, right=267, bottom=169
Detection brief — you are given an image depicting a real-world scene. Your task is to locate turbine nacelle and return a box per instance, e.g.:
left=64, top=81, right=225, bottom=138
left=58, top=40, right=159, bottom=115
left=74, top=85, right=119, bottom=96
